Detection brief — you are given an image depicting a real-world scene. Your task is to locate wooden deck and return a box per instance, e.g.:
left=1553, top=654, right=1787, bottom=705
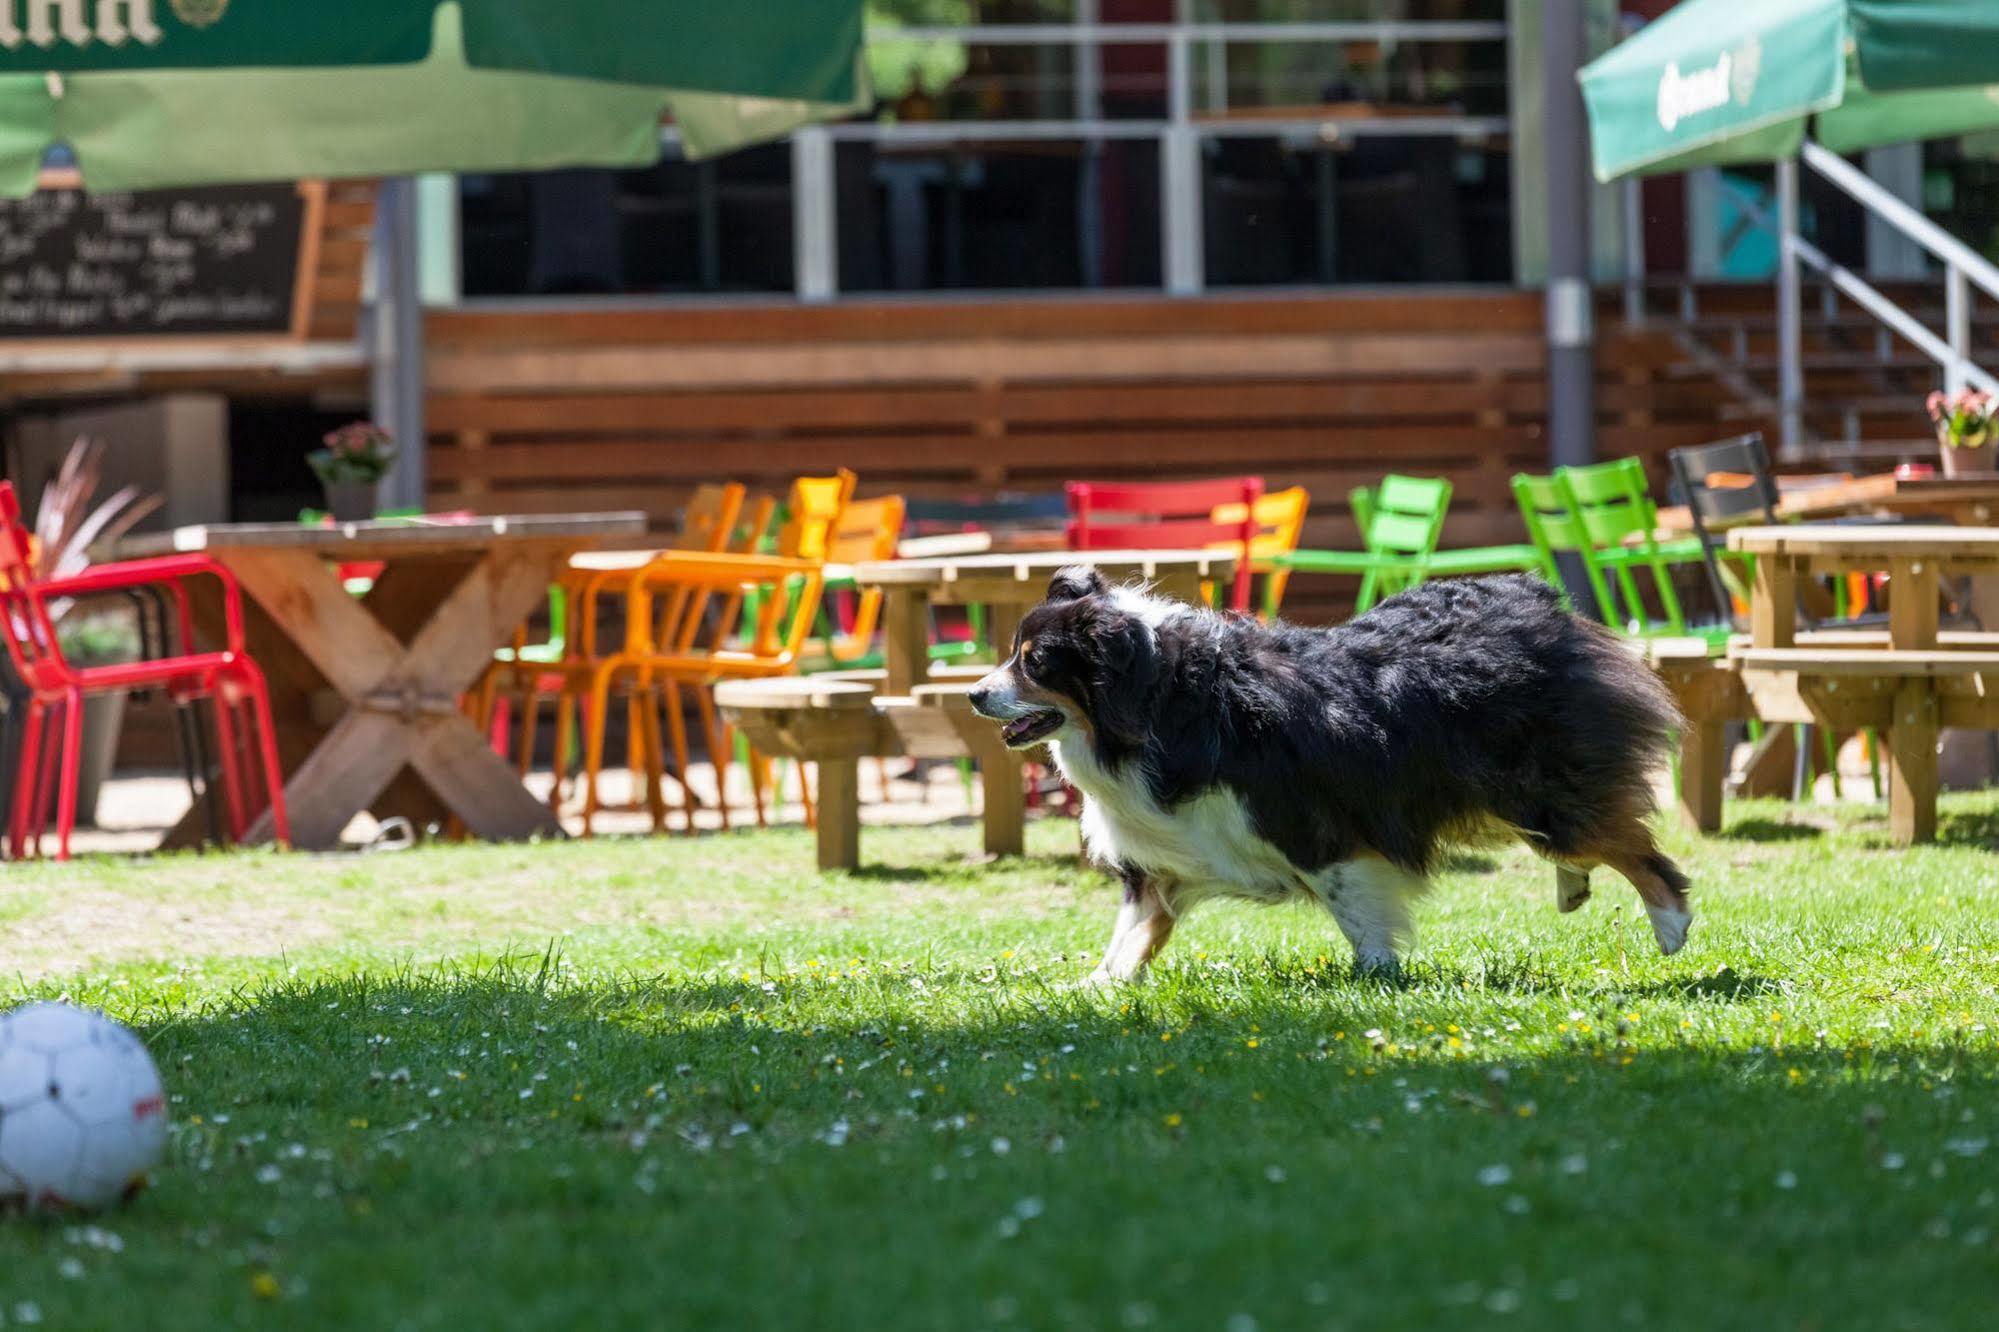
left=425, top=291, right=1747, bottom=624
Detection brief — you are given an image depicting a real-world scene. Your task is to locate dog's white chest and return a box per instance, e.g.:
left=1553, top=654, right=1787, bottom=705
left=1050, top=739, right=1302, bottom=903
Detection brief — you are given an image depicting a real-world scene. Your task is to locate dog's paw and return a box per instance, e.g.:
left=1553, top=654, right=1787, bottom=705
left=1647, top=904, right=1693, bottom=955
left=1075, top=968, right=1123, bottom=990
left=1351, top=952, right=1403, bottom=982
left=1555, top=867, right=1591, bottom=914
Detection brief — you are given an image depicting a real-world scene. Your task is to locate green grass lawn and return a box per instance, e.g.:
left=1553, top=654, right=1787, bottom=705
left=4, top=796, right=1999, bottom=1330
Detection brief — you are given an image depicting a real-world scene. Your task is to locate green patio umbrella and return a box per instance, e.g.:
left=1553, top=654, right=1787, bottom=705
left=1579, top=0, right=1999, bottom=180
left=0, top=0, right=868, bottom=195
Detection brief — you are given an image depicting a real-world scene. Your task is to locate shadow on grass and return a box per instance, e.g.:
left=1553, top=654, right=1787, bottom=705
left=1715, top=817, right=1825, bottom=844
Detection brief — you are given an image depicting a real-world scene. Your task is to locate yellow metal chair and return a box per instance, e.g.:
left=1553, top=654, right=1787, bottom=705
left=1209, top=486, right=1310, bottom=619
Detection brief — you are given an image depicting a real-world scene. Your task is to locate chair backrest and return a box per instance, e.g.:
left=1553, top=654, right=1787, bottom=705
left=828, top=495, right=906, bottom=564
left=1067, top=475, right=1262, bottom=610
left=0, top=481, right=67, bottom=690
left=1355, top=475, right=1450, bottom=558
left=819, top=495, right=908, bottom=662
left=1512, top=462, right=1685, bottom=634
left=1558, top=457, right=1667, bottom=552
left=1210, top=486, right=1310, bottom=618
left=1668, top=432, right=1777, bottom=627
left=674, top=483, right=746, bottom=554
left=775, top=470, right=858, bottom=561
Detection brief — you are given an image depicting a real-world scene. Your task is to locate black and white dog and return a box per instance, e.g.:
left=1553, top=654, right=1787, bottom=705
left=969, top=568, right=1691, bottom=982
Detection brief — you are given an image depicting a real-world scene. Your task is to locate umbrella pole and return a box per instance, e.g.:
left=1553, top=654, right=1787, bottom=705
left=370, top=177, right=428, bottom=512
left=1775, top=156, right=1804, bottom=461
left=1542, top=0, right=1596, bottom=610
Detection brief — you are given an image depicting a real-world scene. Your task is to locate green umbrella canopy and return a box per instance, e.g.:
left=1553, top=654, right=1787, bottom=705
left=0, top=0, right=868, bottom=195
left=1579, top=0, right=1999, bottom=181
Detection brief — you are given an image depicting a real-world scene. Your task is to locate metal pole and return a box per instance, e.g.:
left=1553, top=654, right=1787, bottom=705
left=1542, top=1, right=1593, bottom=474
left=1163, top=31, right=1204, bottom=296
left=1946, top=264, right=1970, bottom=395
left=1775, top=155, right=1804, bottom=458
left=370, top=177, right=426, bottom=513
left=792, top=127, right=837, bottom=303
left=1620, top=175, right=1645, bottom=328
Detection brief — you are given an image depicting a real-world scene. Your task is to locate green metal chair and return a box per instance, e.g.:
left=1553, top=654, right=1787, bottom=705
left=1276, top=475, right=1545, bottom=615
left=1275, top=475, right=1451, bottom=614
left=1513, top=460, right=1716, bottom=642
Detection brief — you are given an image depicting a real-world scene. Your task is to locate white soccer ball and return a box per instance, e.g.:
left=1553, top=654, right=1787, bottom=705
left=0, top=1002, right=167, bottom=1210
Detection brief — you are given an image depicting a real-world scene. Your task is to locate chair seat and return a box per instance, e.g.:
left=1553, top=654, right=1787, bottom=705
left=1422, top=544, right=1543, bottom=575
left=1598, top=536, right=1707, bottom=567
left=48, top=652, right=249, bottom=697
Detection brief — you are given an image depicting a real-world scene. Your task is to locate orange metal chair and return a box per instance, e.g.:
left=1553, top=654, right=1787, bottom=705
left=571, top=472, right=852, bottom=834
left=806, top=494, right=907, bottom=667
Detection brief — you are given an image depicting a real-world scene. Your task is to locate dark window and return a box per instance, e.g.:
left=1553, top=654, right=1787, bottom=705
left=459, top=144, right=795, bottom=297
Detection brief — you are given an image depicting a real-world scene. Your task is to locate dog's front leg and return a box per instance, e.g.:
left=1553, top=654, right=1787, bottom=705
left=1088, top=866, right=1177, bottom=985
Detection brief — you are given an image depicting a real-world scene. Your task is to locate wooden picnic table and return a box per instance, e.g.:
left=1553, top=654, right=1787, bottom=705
left=1654, top=470, right=1999, bottom=536
left=1728, top=525, right=1999, bottom=844
left=722, top=549, right=1235, bottom=870
left=854, top=548, right=1237, bottom=696
left=122, top=512, right=647, bottom=850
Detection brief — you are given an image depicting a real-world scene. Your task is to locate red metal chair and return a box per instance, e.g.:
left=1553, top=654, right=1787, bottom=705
left=1065, top=476, right=1263, bottom=611
left=0, top=481, right=289, bottom=859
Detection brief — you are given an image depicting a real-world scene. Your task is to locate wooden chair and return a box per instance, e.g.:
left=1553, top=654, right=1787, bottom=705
left=1067, top=476, right=1262, bottom=611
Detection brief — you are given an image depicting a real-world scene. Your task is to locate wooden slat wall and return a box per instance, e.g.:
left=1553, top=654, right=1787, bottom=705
left=305, top=180, right=378, bottom=344
left=426, top=292, right=1764, bottom=624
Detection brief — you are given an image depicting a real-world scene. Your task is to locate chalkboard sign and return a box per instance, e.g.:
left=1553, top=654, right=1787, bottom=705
left=0, top=182, right=312, bottom=341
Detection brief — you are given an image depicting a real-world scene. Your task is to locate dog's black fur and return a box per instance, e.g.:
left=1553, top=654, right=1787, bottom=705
left=978, top=568, right=1691, bottom=945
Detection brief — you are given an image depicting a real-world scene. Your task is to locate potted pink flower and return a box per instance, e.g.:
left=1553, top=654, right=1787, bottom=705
left=309, top=421, right=397, bottom=522
left=1926, top=389, right=1998, bottom=477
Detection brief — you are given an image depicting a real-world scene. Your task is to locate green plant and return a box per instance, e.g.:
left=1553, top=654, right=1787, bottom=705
left=309, top=421, right=397, bottom=486
left=1926, top=388, right=1996, bottom=449
left=55, top=606, right=143, bottom=667
left=29, top=437, right=161, bottom=583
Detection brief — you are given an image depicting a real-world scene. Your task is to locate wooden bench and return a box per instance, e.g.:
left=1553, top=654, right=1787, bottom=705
left=1727, top=643, right=1999, bottom=844
left=716, top=676, right=1022, bottom=871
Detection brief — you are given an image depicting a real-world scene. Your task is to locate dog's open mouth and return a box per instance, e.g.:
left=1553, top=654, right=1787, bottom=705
left=1000, top=709, right=1063, bottom=748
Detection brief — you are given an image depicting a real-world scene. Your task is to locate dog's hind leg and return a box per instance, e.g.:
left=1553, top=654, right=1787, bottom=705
left=1315, top=855, right=1426, bottom=976
left=1584, top=822, right=1693, bottom=955
left=1088, top=867, right=1179, bottom=984
left=1554, top=865, right=1592, bottom=913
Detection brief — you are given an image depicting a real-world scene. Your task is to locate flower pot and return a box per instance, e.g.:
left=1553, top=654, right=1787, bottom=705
left=73, top=689, right=127, bottom=829
left=1941, top=441, right=1996, bottom=478
left=324, top=480, right=379, bottom=523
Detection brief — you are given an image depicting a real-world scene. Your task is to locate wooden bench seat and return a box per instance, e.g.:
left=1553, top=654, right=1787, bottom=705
left=716, top=675, right=1020, bottom=870
left=1733, top=648, right=1999, bottom=676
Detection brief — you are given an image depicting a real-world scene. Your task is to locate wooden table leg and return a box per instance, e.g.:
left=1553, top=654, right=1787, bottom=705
left=1752, top=556, right=1797, bottom=649
left=815, top=756, right=861, bottom=871
left=882, top=588, right=931, bottom=696
left=969, top=731, right=1026, bottom=858
left=988, top=603, right=1024, bottom=659
left=1679, top=717, right=1727, bottom=833
left=227, top=544, right=576, bottom=849
left=1889, top=679, right=1939, bottom=845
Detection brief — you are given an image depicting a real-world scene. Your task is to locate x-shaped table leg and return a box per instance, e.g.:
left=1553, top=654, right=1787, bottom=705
left=222, top=543, right=572, bottom=849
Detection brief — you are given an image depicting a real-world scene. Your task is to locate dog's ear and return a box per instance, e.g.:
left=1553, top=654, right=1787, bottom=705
left=1046, top=565, right=1108, bottom=603
left=1085, top=607, right=1159, bottom=750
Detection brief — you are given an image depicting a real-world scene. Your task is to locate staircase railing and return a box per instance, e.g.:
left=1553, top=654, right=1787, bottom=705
left=1776, top=143, right=1999, bottom=459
